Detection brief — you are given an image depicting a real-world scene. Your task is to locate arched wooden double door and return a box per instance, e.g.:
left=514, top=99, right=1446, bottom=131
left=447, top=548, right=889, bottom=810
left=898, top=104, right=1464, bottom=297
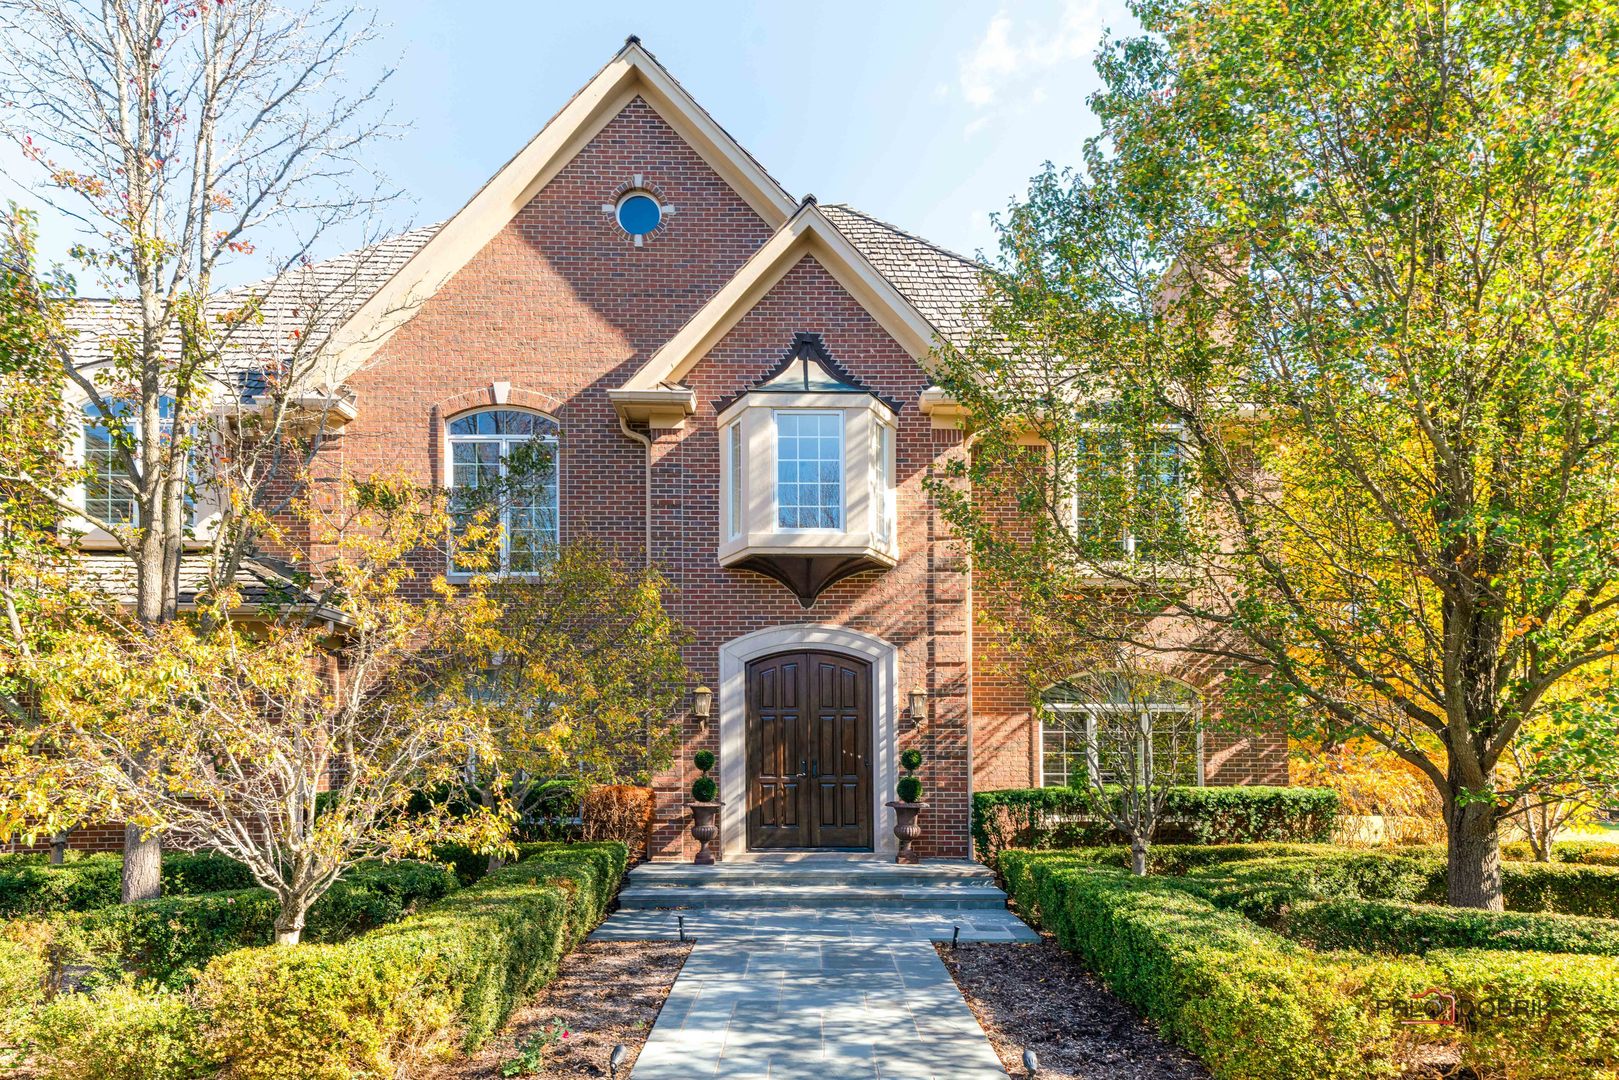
left=745, top=651, right=873, bottom=850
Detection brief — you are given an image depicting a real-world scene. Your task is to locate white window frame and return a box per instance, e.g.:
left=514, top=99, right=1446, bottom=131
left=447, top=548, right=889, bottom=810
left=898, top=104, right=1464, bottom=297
left=772, top=409, right=844, bottom=532
left=1039, top=698, right=1204, bottom=788
left=725, top=421, right=743, bottom=540
left=1065, top=421, right=1187, bottom=557
left=871, top=420, right=894, bottom=545
left=446, top=408, right=560, bottom=576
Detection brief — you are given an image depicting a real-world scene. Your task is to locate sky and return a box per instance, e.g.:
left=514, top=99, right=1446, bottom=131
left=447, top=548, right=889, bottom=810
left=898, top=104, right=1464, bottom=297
left=1, top=0, right=1140, bottom=288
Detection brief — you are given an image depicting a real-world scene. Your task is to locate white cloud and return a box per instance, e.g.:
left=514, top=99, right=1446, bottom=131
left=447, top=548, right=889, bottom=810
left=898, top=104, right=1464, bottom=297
left=957, top=1, right=1105, bottom=112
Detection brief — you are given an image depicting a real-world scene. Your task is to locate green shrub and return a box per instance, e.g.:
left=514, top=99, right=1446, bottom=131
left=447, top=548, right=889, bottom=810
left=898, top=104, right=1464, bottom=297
left=691, top=776, right=717, bottom=802
left=60, top=859, right=458, bottom=989
left=29, top=980, right=209, bottom=1080
left=1282, top=897, right=1619, bottom=956
left=692, top=749, right=716, bottom=773
left=972, top=786, right=1339, bottom=864
left=1502, top=840, right=1619, bottom=866
left=1500, top=862, right=1619, bottom=919
left=1000, top=851, right=1396, bottom=1080
left=1429, top=949, right=1619, bottom=1080
left=896, top=775, right=923, bottom=803
left=900, top=748, right=923, bottom=771
left=193, top=842, right=627, bottom=1079
left=0, top=852, right=255, bottom=918
left=1181, top=852, right=1444, bottom=924
left=0, top=922, right=50, bottom=1065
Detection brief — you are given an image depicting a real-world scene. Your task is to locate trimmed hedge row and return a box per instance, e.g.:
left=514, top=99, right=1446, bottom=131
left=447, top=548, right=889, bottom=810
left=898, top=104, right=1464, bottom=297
left=971, top=786, right=1338, bottom=863
left=1282, top=897, right=1619, bottom=956
left=0, top=853, right=256, bottom=918
left=1503, top=840, right=1619, bottom=866
left=1000, top=851, right=1395, bottom=1080
left=59, top=859, right=458, bottom=990
left=1174, top=850, right=1619, bottom=922
left=1498, top=862, right=1619, bottom=919
left=191, top=841, right=627, bottom=1078
left=28, top=842, right=628, bottom=1080
left=1002, top=850, right=1619, bottom=1080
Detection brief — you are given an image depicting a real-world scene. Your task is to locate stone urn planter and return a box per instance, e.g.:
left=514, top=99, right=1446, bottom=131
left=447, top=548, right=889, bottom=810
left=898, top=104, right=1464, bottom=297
left=689, top=749, right=721, bottom=864
left=886, top=800, right=927, bottom=864
left=689, top=800, right=724, bottom=865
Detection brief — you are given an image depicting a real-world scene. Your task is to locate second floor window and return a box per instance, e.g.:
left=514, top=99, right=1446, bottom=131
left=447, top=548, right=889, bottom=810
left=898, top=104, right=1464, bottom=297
left=775, top=411, right=842, bottom=530
left=83, top=402, right=137, bottom=525
left=1071, top=426, right=1185, bottom=559
left=448, top=408, right=559, bottom=574
left=81, top=397, right=177, bottom=527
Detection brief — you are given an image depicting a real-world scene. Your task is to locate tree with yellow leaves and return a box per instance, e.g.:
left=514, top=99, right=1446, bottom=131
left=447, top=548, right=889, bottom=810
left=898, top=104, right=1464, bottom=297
left=26, top=475, right=510, bottom=944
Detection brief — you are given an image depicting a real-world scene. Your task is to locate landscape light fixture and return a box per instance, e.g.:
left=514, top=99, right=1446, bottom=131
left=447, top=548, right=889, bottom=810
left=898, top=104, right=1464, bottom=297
left=609, top=1043, right=627, bottom=1078
left=1023, top=1048, right=1040, bottom=1077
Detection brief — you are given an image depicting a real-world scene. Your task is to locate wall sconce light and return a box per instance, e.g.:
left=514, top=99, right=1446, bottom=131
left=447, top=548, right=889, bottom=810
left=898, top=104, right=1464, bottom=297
left=908, top=689, right=927, bottom=727
left=692, top=685, right=713, bottom=725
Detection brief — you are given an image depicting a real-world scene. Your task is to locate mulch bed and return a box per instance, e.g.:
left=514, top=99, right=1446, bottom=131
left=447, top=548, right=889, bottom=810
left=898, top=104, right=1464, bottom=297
left=938, top=937, right=1212, bottom=1080
left=433, top=940, right=691, bottom=1079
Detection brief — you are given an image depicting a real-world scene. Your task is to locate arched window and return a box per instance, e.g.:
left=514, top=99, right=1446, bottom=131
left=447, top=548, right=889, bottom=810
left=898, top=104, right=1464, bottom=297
left=447, top=408, right=559, bottom=574
left=82, top=397, right=175, bottom=526
left=1040, top=673, right=1202, bottom=788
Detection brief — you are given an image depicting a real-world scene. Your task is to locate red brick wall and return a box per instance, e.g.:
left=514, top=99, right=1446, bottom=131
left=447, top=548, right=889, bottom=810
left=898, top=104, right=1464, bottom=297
left=646, top=254, right=973, bottom=859
left=336, top=95, right=775, bottom=590
left=328, top=97, right=979, bottom=857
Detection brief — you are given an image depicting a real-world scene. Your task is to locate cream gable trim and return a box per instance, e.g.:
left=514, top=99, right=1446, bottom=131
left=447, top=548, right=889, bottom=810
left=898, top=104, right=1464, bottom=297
left=616, top=201, right=940, bottom=398
left=317, top=40, right=797, bottom=385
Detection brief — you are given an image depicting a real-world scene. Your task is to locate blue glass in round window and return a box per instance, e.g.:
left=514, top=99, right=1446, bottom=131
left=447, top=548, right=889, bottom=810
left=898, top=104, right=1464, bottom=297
left=616, top=193, right=661, bottom=236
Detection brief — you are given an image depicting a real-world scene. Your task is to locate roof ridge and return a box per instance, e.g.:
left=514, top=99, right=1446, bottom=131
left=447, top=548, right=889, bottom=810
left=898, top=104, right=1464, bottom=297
left=821, top=203, right=987, bottom=271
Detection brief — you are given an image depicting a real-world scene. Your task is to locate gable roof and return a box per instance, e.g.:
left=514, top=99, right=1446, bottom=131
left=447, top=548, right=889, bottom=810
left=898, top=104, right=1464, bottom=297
left=318, top=39, right=798, bottom=385
left=611, top=199, right=943, bottom=421
left=820, top=204, right=986, bottom=350
left=62, top=225, right=441, bottom=390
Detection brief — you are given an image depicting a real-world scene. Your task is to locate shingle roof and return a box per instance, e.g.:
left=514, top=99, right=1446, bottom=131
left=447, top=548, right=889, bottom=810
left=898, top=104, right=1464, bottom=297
left=63, top=225, right=442, bottom=391
left=75, top=552, right=347, bottom=622
left=821, top=204, right=988, bottom=350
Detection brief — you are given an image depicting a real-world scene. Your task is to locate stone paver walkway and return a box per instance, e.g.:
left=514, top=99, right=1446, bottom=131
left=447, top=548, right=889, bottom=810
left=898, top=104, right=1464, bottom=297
left=629, top=937, right=1009, bottom=1079
left=592, top=905, right=1037, bottom=945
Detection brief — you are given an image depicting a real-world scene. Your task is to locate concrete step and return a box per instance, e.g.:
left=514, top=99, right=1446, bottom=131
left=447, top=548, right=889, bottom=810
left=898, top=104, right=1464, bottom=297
left=625, top=859, right=995, bottom=891
left=617, top=881, right=1011, bottom=911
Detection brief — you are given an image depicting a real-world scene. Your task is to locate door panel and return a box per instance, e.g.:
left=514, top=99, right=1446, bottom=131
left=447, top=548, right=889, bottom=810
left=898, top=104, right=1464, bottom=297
left=746, top=651, right=872, bottom=850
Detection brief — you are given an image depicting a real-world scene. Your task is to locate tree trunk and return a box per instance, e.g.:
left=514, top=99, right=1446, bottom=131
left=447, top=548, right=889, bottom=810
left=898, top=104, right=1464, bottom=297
left=486, top=852, right=505, bottom=875
left=121, top=825, right=162, bottom=902
left=274, top=904, right=307, bottom=946
left=1130, top=835, right=1149, bottom=876
left=49, top=830, right=69, bottom=865
left=1446, top=800, right=1503, bottom=910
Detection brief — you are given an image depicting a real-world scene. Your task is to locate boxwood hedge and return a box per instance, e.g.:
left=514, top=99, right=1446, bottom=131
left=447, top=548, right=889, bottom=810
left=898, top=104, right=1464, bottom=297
left=191, top=842, right=627, bottom=1079
left=972, top=786, right=1339, bottom=864
left=1001, top=850, right=1619, bottom=1080
left=0, top=853, right=256, bottom=918
left=1282, top=897, right=1619, bottom=956
left=25, top=843, right=626, bottom=1080
left=58, top=859, right=458, bottom=989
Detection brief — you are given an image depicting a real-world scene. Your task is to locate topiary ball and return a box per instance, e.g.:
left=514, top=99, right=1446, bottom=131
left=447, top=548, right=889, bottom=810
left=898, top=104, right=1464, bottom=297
left=691, top=775, right=718, bottom=803
left=693, top=749, right=716, bottom=773
left=896, top=775, right=923, bottom=803
left=899, top=748, right=923, bottom=772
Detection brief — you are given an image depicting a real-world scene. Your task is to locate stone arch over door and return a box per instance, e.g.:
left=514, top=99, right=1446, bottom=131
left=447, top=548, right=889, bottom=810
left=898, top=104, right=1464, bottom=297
left=718, top=625, right=898, bottom=858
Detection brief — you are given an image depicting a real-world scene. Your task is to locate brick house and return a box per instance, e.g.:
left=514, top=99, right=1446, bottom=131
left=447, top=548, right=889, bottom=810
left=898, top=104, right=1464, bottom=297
left=54, top=40, right=1286, bottom=861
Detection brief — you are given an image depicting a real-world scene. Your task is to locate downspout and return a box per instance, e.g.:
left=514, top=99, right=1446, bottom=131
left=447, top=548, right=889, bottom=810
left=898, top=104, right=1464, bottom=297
left=617, top=412, right=653, bottom=569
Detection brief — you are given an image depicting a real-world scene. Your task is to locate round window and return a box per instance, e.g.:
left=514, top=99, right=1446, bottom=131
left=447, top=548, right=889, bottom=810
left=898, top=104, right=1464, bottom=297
left=616, top=192, right=662, bottom=237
